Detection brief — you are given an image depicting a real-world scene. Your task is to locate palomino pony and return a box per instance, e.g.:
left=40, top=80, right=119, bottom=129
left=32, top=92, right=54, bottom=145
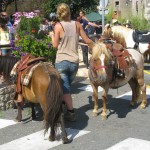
left=0, top=55, right=69, bottom=144
left=102, top=24, right=150, bottom=61
left=89, top=40, right=147, bottom=120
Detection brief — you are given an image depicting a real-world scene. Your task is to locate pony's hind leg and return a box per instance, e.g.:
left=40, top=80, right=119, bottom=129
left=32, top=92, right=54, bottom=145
left=128, top=78, right=140, bottom=106
left=136, top=72, right=147, bottom=108
left=139, top=83, right=147, bottom=109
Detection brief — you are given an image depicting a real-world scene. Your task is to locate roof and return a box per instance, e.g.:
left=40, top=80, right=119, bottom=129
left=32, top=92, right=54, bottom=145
left=85, top=12, right=102, bottom=22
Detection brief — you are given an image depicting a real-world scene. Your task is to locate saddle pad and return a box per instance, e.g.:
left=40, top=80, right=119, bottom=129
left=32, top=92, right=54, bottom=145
left=21, top=62, right=53, bottom=86
left=11, top=62, right=53, bottom=86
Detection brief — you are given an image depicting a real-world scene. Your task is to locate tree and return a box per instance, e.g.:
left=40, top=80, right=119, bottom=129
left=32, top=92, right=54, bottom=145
left=42, top=0, right=99, bottom=19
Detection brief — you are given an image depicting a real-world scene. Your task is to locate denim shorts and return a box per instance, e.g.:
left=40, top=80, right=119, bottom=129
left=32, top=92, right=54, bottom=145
left=55, top=61, right=79, bottom=94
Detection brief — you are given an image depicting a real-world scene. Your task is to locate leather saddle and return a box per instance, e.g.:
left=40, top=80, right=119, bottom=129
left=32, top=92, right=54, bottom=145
left=103, top=40, right=131, bottom=70
left=14, top=54, right=46, bottom=102
left=133, top=30, right=150, bottom=43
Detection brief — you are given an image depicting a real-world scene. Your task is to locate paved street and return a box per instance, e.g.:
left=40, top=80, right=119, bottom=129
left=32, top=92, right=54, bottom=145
left=0, top=50, right=150, bottom=150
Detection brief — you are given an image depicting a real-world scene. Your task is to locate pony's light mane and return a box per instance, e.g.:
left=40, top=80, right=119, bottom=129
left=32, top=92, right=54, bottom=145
left=92, top=42, right=111, bottom=60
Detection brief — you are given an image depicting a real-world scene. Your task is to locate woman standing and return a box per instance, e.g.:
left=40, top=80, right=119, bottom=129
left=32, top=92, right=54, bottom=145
left=50, top=3, right=93, bottom=121
left=0, top=12, right=11, bottom=56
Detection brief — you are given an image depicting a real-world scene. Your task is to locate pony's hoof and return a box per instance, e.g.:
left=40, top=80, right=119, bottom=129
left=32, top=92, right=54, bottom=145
left=62, top=137, right=69, bottom=144
left=15, top=118, right=21, bottom=122
left=32, top=116, right=37, bottom=120
left=101, top=114, right=107, bottom=120
left=136, top=100, right=140, bottom=104
left=140, top=103, right=146, bottom=109
left=93, top=112, right=98, bottom=117
left=130, top=102, right=135, bottom=107
left=49, top=136, right=55, bottom=141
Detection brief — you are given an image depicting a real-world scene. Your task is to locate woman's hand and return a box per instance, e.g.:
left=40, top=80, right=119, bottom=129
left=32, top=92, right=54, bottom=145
left=49, top=31, right=54, bottom=38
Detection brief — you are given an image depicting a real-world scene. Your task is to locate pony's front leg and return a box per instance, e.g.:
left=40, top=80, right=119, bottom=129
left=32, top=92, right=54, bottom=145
left=15, top=102, right=23, bottom=122
left=140, top=83, right=147, bottom=109
left=91, top=82, right=99, bottom=116
left=101, top=87, right=109, bottom=120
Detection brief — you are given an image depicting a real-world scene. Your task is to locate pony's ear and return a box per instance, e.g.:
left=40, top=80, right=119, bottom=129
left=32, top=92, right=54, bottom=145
left=105, top=23, right=111, bottom=29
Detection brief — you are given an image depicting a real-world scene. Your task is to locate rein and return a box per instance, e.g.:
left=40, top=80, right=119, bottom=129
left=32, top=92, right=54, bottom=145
left=94, top=65, right=107, bottom=71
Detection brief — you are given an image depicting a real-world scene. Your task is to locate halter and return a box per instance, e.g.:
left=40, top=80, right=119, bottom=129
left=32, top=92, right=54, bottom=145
left=91, top=58, right=108, bottom=71
left=89, top=57, right=111, bottom=83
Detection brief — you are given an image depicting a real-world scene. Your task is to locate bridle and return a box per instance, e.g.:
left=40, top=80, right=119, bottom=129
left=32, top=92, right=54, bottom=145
left=91, top=58, right=108, bottom=71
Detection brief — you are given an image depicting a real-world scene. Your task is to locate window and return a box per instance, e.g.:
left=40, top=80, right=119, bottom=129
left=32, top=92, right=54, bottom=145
left=115, top=1, right=119, bottom=7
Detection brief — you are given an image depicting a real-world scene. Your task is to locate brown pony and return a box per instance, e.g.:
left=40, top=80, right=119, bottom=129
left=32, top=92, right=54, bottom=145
left=88, top=41, right=147, bottom=120
left=0, top=56, right=69, bottom=144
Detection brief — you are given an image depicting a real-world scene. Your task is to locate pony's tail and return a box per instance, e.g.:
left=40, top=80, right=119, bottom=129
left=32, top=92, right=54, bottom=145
left=44, top=73, right=63, bottom=135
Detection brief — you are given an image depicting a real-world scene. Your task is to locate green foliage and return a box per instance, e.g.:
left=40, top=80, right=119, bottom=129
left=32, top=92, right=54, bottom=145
left=16, top=16, right=41, bottom=37
left=105, top=8, right=150, bottom=31
left=13, top=17, right=57, bottom=63
left=105, top=8, right=113, bottom=23
left=42, top=0, right=99, bottom=19
left=129, top=16, right=150, bottom=31
left=0, top=111, right=3, bottom=118
left=117, top=17, right=126, bottom=25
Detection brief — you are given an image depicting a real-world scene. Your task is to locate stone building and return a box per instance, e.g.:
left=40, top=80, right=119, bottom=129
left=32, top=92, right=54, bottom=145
left=107, top=0, right=150, bottom=22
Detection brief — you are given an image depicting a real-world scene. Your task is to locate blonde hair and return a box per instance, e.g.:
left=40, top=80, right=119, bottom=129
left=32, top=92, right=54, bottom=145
left=57, top=3, right=70, bottom=20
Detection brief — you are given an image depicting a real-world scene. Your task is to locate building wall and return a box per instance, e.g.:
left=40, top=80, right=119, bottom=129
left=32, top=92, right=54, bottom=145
left=107, top=0, right=149, bottom=20
left=107, top=0, right=132, bottom=19
left=144, top=0, right=150, bottom=21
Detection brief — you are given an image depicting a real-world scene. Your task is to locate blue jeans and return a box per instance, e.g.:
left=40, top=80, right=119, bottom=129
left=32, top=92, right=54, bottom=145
left=55, top=61, right=79, bottom=94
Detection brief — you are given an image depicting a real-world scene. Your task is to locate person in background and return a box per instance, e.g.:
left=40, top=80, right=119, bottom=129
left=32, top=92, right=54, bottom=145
left=95, top=21, right=102, bottom=34
left=9, top=14, right=15, bottom=26
left=0, top=12, right=11, bottom=56
left=78, top=10, right=101, bottom=64
left=79, top=10, right=101, bottom=33
left=49, top=15, right=59, bottom=31
left=50, top=3, right=94, bottom=121
left=0, top=12, right=12, bottom=83
left=125, top=20, right=132, bottom=28
left=39, top=17, right=50, bottom=33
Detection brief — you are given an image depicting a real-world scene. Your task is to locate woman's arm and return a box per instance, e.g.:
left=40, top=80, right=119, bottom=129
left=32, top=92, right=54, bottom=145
left=88, top=22, right=102, bottom=28
left=49, top=23, right=61, bottom=48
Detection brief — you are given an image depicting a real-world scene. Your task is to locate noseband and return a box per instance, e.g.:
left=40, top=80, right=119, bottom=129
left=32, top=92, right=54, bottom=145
left=91, top=58, right=108, bottom=71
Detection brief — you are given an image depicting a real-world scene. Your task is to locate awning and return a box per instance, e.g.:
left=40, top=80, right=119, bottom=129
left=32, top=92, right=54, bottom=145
left=86, top=12, right=102, bottom=22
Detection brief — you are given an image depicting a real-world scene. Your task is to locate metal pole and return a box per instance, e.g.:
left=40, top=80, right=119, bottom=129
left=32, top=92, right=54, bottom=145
left=101, top=0, right=105, bottom=32
left=14, top=0, right=18, bottom=12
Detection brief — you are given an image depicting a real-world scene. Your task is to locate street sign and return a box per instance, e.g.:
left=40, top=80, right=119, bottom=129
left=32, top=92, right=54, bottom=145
left=98, top=9, right=109, bottom=15
left=99, top=0, right=108, bottom=8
